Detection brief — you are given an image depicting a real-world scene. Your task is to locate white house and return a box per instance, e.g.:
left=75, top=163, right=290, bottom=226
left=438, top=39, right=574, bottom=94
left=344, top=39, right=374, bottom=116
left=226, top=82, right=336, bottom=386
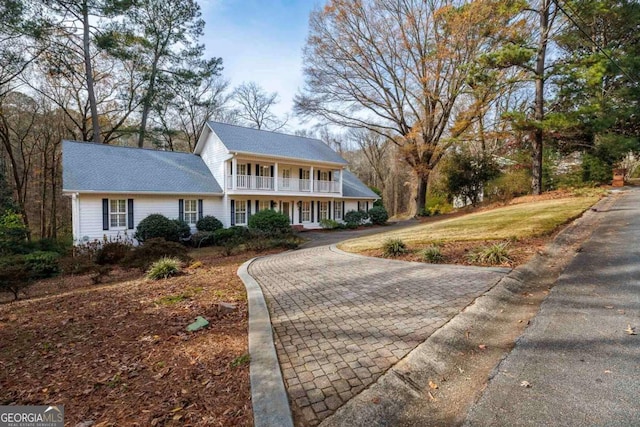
left=62, top=121, right=379, bottom=244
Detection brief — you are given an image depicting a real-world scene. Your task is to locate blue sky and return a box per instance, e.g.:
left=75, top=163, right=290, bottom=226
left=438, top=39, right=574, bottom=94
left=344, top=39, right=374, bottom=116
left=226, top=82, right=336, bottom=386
left=199, top=0, right=322, bottom=126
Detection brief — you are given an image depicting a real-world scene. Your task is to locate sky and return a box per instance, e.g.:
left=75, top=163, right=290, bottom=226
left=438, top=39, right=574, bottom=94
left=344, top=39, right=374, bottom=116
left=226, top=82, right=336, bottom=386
left=198, top=0, right=323, bottom=129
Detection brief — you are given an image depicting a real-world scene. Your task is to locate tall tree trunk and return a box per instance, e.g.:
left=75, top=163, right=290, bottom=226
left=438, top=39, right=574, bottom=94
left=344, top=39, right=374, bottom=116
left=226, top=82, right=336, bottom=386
left=82, top=1, right=102, bottom=143
left=414, top=175, right=428, bottom=216
left=532, top=0, right=550, bottom=195
left=138, top=54, right=161, bottom=148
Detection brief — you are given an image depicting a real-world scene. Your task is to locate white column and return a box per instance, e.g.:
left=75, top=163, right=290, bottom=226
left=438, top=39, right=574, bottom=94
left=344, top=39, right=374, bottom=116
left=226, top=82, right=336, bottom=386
left=339, top=168, right=344, bottom=196
left=232, top=157, right=237, bottom=190
left=72, top=193, right=80, bottom=243
left=310, top=166, right=314, bottom=193
left=274, top=162, right=279, bottom=192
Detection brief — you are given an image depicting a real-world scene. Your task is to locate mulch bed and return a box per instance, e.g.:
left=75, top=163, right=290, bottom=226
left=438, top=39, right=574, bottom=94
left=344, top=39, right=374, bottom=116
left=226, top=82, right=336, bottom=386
left=361, top=236, right=553, bottom=268
left=0, top=248, right=282, bottom=427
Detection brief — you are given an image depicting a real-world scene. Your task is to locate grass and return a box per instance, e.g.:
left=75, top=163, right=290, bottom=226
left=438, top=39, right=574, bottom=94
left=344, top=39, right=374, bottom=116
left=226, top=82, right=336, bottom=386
left=339, top=196, right=599, bottom=253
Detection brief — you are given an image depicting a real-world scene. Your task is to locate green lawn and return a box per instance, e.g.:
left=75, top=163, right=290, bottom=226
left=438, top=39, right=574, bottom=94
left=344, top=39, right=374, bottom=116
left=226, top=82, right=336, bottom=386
left=338, top=196, right=600, bottom=253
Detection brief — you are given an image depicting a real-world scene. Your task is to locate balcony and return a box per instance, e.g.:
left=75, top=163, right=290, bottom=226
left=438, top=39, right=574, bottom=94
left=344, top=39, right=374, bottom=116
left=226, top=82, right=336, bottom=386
left=227, top=175, right=340, bottom=194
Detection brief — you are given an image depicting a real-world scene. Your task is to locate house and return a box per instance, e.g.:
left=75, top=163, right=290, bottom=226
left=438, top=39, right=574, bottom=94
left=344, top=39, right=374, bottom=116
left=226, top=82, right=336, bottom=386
left=62, top=121, right=379, bottom=244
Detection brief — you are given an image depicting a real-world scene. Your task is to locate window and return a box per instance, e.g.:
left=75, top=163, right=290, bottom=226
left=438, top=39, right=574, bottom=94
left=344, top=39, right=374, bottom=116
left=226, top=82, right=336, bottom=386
left=184, top=199, right=197, bottom=225
left=235, top=200, right=247, bottom=225
left=319, top=201, right=329, bottom=220
left=358, top=201, right=366, bottom=212
left=110, top=199, right=126, bottom=228
left=301, top=201, right=311, bottom=222
left=301, top=170, right=311, bottom=191
left=258, top=165, right=271, bottom=177
left=282, top=169, right=290, bottom=188
left=334, top=201, right=342, bottom=220
left=259, top=200, right=271, bottom=211
left=237, top=164, right=247, bottom=175
left=319, top=171, right=329, bottom=181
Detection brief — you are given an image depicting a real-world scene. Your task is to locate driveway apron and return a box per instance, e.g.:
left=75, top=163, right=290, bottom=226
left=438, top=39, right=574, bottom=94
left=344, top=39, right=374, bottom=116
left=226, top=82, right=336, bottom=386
left=248, top=246, right=508, bottom=426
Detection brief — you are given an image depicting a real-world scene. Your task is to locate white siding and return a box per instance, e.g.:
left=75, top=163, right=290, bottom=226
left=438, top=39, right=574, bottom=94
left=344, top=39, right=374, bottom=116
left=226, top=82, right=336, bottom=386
left=74, top=194, right=224, bottom=244
left=199, top=131, right=230, bottom=189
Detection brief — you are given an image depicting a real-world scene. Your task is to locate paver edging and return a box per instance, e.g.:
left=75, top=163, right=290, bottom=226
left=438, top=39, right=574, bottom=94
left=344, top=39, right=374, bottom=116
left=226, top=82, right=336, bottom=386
left=238, top=258, right=294, bottom=427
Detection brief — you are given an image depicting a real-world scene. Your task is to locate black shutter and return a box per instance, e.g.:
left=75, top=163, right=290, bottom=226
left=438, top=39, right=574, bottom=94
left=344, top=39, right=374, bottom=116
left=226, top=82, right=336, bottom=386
left=247, top=163, right=252, bottom=175
left=366, top=201, right=369, bottom=212
left=270, top=165, right=274, bottom=177
left=127, top=199, right=134, bottom=229
left=298, top=202, right=302, bottom=224
left=271, top=200, right=275, bottom=210
left=342, top=201, right=345, bottom=219
left=299, top=168, right=302, bottom=179
left=328, top=201, right=332, bottom=220
left=311, top=201, right=314, bottom=222
left=255, top=164, right=259, bottom=175
left=230, top=161, right=233, bottom=175
left=102, top=199, right=109, bottom=230
left=230, top=200, right=236, bottom=226
left=329, top=171, right=332, bottom=181
left=255, top=200, right=259, bottom=213
left=247, top=199, right=252, bottom=221
left=178, top=199, right=184, bottom=222
left=198, top=199, right=203, bottom=220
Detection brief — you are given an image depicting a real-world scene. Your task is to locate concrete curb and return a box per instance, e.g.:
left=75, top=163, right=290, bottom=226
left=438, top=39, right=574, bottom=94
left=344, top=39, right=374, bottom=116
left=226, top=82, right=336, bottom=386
left=238, top=258, right=294, bottom=427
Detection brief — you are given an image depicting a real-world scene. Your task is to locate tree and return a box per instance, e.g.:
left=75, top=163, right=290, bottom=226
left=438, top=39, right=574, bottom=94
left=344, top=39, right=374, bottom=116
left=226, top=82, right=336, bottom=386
left=44, top=0, right=132, bottom=143
left=120, top=0, right=219, bottom=147
left=296, top=0, right=527, bottom=213
left=442, top=148, right=500, bottom=206
left=232, top=81, right=286, bottom=130
left=348, top=129, right=389, bottom=192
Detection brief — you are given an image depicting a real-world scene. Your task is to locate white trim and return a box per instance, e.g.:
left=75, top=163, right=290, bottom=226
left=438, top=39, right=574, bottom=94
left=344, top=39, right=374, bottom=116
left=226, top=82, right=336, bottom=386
left=63, top=190, right=224, bottom=196
left=229, top=150, right=347, bottom=167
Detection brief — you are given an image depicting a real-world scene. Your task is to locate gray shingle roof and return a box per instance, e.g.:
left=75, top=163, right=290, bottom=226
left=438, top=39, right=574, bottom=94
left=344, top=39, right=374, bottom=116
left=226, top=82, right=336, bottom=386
left=62, top=140, right=222, bottom=194
left=207, top=122, right=348, bottom=165
left=342, top=170, right=379, bottom=199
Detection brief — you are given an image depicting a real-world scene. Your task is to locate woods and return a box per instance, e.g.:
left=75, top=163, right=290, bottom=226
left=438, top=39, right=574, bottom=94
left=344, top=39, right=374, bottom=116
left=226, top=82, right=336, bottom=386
left=1, top=0, right=639, bottom=239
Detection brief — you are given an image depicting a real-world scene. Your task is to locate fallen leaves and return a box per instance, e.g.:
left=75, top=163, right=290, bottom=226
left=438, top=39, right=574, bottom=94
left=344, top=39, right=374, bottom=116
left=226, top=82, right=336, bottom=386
left=429, top=380, right=439, bottom=390
left=478, top=344, right=487, bottom=350
left=520, top=380, right=531, bottom=388
left=625, top=325, right=637, bottom=335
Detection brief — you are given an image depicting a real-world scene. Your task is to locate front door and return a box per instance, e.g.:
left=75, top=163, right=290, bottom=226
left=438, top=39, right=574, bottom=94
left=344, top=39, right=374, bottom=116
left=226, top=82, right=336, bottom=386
left=282, top=202, right=292, bottom=224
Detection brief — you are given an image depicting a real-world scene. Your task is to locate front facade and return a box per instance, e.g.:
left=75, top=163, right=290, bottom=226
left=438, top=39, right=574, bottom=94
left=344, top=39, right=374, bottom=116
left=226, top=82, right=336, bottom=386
left=63, top=122, right=378, bottom=244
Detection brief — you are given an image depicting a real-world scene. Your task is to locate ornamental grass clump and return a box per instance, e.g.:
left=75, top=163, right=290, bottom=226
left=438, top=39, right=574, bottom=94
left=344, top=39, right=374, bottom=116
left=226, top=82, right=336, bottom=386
left=382, top=238, right=407, bottom=257
left=467, top=242, right=511, bottom=265
left=420, top=245, right=444, bottom=263
left=146, top=257, right=181, bottom=280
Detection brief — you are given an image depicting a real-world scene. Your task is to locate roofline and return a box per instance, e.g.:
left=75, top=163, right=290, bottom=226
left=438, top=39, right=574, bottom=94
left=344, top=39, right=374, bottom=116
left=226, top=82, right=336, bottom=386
left=62, top=189, right=224, bottom=196
left=63, top=139, right=202, bottom=157
left=193, top=123, right=212, bottom=155
left=341, top=196, right=380, bottom=200
left=230, top=150, right=347, bottom=167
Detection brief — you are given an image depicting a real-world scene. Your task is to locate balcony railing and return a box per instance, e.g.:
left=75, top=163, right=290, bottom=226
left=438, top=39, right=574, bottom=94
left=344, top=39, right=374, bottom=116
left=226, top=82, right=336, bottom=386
left=228, top=175, right=340, bottom=193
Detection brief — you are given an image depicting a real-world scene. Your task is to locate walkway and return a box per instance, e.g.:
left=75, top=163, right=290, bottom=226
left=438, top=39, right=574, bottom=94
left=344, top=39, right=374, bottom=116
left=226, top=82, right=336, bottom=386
left=248, top=246, right=509, bottom=425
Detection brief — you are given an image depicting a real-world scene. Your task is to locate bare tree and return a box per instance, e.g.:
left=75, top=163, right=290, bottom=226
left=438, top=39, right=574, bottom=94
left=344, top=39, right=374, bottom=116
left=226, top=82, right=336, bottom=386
left=232, top=81, right=287, bottom=130
left=348, top=129, right=389, bottom=192
left=296, top=0, right=526, bottom=213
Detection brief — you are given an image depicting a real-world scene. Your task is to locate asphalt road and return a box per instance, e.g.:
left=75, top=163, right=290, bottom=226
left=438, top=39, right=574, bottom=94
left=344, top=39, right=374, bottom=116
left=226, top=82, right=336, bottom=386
left=465, top=188, right=640, bottom=426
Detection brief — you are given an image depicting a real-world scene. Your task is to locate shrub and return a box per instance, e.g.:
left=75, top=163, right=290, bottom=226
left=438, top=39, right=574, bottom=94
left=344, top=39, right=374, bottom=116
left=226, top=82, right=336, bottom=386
left=0, top=255, right=31, bottom=300
left=442, top=150, right=500, bottom=206
left=345, top=221, right=358, bottom=229
left=192, top=231, right=216, bottom=248
left=344, top=210, right=369, bottom=226
left=212, top=228, right=237, bottom=246
left=146, top=257, right=181, bottom=280
left=122, top=238, right=190, bottom=270
left=95, top=241, right=132, bottom=265
left=134, top=214, right=180, bottom=243
left=24, top=251, right=60, bottom=279
left=382, top=238, right=407, bottom=257
left=248, top=210, right=291, bottom=236
left=467, top=242, right=511, bottom=265
left=486, top=170, right=530, bottom=202
left=421, top=246, right=444, bottom=263
left=196, top=215, right=223, bottom=232
left=172, top=219, right=192, bottom=241
left=0, top=210, right=28, bottom=254
left=320, top=218, right=340, bottom=229
left=367, top=206, right=389, bottom=225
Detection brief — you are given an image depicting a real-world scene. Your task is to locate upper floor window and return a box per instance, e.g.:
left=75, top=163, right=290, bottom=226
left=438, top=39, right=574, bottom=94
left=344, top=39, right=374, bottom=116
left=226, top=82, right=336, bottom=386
left=301, top=169, right=310, bottom=180
left=258, top=165, right=271, bottom=177
left=110, top=199, right=127, bottom=228
left=319, top=171, right=329, bottom=181
left=184, top=199, right=197, bottom=225
left=237, top=164, right=247, bottom=176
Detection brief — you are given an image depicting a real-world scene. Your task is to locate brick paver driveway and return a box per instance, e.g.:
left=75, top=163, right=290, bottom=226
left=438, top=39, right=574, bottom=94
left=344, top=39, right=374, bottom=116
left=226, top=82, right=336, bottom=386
left=248, top=246, right=508, bottom=426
